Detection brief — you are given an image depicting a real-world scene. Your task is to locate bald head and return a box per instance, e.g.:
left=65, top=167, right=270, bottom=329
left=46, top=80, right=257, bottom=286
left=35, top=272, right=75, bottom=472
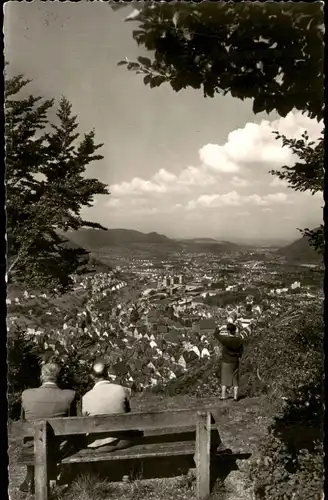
left=91, top=361, right=108, bottom=381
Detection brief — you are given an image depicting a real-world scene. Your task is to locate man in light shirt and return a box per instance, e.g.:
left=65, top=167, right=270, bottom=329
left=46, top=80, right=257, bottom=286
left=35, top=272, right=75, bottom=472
left=82, top=361, right=139, bottom=452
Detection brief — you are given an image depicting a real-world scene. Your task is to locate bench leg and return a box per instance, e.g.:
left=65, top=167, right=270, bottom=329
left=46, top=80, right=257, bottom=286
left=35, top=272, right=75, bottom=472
left=34, top=421, right=49, bottom=500
left=195, top=411, right=211, bottom=499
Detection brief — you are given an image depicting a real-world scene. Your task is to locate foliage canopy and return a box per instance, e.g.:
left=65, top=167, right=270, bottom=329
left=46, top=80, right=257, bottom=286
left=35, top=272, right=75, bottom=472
left=270, top=130, right=324, bottom=252
left=117, top=2, right=324, bottom=120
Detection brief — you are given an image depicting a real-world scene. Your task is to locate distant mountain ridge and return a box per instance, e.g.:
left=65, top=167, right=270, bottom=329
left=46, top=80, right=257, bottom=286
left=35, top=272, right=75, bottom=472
left=66, top=228, right=175, bottom=250
left=65, top=228, right=240, bottom=254
left=177, top=238, right=223, bottom=244
left=178, top=238, right=241, bottom=254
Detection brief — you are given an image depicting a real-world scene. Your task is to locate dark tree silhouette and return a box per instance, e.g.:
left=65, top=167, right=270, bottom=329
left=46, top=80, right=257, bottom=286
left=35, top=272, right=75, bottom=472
left=116, top=3, right=323, bottom=120
left=270, top=130, right=324, bottom=252
left=5, top=72, right=110, bottom=289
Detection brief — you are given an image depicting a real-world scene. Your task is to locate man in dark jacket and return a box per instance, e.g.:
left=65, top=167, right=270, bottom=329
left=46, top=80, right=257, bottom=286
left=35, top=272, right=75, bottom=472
left=20, top=362, right=76, bottom=493
left=214, top=323, right=243, bottom=401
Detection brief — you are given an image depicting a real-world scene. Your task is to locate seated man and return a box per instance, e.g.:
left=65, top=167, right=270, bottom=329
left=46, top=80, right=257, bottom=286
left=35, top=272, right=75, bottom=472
left=82, top=361, right=139, bottom=452
left=20, top=362, right=76, bottom=493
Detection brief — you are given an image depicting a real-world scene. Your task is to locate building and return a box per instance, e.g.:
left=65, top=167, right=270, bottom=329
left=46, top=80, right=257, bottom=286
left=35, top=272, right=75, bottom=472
left=163, top=277, right=171, bottom=287
left=163, top=275, right=184, bottom=287
left=291, top=281, right=301, bottom=290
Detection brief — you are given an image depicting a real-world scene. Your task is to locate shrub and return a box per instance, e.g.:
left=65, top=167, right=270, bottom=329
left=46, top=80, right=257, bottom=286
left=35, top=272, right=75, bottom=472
left=153, top=357, right=221, bottom=397
left=7, top=325, right=95, bottom=419
left=245, top=301, right=324, bottom=499
left=240, top=302, right=323, bottom=400
left=7, top=325, right=40, bottom=420
left=249, top=416, right=323, bottom=500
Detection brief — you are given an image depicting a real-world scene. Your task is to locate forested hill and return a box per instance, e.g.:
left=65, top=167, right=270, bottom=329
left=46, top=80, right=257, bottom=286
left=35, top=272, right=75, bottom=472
left=65, top=228, right=176, bottom=250
left=276, top=236, right=322, bottom=264
left=64, top=228, right=241, bottom=254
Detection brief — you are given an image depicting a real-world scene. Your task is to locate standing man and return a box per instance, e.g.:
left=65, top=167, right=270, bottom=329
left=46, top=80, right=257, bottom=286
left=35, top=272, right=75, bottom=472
left=20, top=362, right=76, bottom=493
left=214, top=323, right=243, bottom=401
left=82, top=361, right=138, bottom=452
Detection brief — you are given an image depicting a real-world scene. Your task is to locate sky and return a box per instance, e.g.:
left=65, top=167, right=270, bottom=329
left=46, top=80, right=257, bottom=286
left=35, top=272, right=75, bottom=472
left=4, top=1, right=323, bottom=243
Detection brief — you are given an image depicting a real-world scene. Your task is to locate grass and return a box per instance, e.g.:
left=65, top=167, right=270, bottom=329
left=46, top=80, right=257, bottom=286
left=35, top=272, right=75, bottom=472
left=9, top=473, right=225, bottom=500
left=59, top=474, right=196, bottom=500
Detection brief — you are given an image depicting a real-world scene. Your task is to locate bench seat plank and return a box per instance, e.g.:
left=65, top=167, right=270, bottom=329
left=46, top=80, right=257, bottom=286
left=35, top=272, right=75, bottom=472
left=61, top=440, right=195, bottom=463
left=10, top=407, right=219, bottom=439
left=17, top=425, right=220, bottom=465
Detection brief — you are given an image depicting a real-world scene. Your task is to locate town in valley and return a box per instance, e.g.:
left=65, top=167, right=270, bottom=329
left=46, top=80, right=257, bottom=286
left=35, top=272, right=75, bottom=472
left=7, top=228, right=322, bottom=391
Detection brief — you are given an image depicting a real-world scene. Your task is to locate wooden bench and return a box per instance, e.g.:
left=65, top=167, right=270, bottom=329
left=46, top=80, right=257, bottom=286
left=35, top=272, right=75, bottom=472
left=10, top=408, right=223, bottom=500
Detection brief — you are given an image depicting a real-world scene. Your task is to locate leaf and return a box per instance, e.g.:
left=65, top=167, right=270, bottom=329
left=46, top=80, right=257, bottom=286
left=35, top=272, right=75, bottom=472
left=117, top=60, right=128, bottom=67
left=143, top=74, right=152, bottom=85
left=137, top=56, right=152, bottom=67
left=149, top=75, right=166, bottom=88
left=117, top=2, right=323, bottom=120
left=127, top=62, right=141, bottom=71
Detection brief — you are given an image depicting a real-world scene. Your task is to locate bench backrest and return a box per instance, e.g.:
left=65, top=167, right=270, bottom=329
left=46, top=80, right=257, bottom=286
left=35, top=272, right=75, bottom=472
left=10, top=407, right=217, bottom=439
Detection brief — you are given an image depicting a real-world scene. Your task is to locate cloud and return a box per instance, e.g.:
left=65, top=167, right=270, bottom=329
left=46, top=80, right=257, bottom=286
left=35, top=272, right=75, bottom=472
left=110, top=165, right=215, bottom=197
left=110, top=112, right=322, bottom=202
left=198, top=111, right=322, bottom=174
left=106, top=197, right=149, bottom=208
left=177, top=166, right=216, bottom=186
left=106, top=198, right=121, bottom=207
left=110, top=177, right=169, bottom=196
left=104, top=111, right=322, bottom=237
left=187, top=191, right=290, bottom=210
left=105, top=194, right=186, bottom=216
left=269, top=177, right=289, bottom=188
left=237, top=211, right=251, bottom=217
left=263, top=193, right=290, bottom=204
left=245, top=192, right=290, bottom=206
left=152, top=168, right=177, bottom=184
left=187, top=191, right=241, bottom=210
left=230, top=176, right=250, bottom=188
left=199, top=144, right=240, bottom=173
left=135, top=207, right=160, bottom=215
left=245, top=194, right=266, bottom=206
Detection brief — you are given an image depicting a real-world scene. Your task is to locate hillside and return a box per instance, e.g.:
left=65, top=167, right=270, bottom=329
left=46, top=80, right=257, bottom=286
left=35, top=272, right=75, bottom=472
left=176, top=238, right=220, bottom=244
left=66, top=228, right=177, bottom=250
left=65, top=228, right=242, bottom=256
left=7, top=269, right=323, bottom=500
left=277, top=236, right=322, bottom=264
left=178, top=239, right=242, bottom=255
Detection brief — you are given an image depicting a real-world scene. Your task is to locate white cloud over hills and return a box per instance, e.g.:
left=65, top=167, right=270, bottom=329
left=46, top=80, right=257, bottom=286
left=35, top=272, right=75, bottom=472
left=110, top=166, right=216, bottom=197
left=186, top=191, right=290, bottom=210
left=104, top=112, right=322, bottom=238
